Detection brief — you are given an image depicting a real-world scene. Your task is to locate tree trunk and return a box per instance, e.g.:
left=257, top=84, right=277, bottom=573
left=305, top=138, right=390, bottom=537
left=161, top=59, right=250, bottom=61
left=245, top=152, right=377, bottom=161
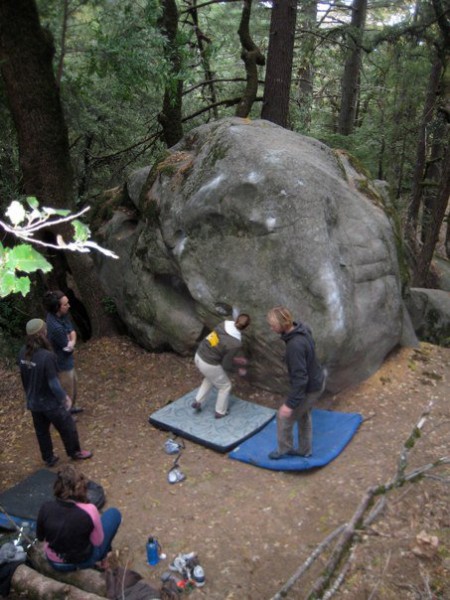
left=26, top=544, right=107, bottom=595
left=10, top=543, right=107, bottom=599
left=0, top=0, right=118, bottom=337
left=431, top=0, right=450, bottom=261
left=11, top=564, right=107, bottom=600
left=421, top=130, right=445, bottom=246
left=56, top=0, right=70, bottom=88
left=10, top=545, right=166, bottom=600
left=261, top=0, right=297, bottom=127
left=413, top=130, right=450, bottom=286
left=158, top=0, right=184, bottom=148
left=446, top=213, right=450, bottom=258
left=235, top=0, right=265, bottom=118
left=295, top=0, right=318, bottom=131
left=0, top=0, right=73, bottom=206
left=406, top=58, right=443, bottom=234
left=337, top=0, right=367, bottom=135
left=186, top=0, right=219, bottom=119
left=405, top=0, right=450, bottom=281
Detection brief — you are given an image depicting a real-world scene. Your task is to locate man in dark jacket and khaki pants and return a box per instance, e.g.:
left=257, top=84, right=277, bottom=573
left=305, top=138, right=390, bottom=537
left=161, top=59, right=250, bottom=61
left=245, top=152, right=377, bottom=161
left=266, top=306, right=326, bottom=459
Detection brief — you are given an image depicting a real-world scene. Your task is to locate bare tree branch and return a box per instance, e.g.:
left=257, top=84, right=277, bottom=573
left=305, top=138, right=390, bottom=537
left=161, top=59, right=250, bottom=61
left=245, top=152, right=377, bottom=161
left=271, top=399, right=450, bottom=600
left=182, top=96, right=263, bottom=122
left=180, top=0, right=240, bottom=15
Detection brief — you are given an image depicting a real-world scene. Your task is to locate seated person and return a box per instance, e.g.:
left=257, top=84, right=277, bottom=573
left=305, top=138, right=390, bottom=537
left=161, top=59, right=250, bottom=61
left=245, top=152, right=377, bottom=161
left=37, top=465, right=121, bottom=571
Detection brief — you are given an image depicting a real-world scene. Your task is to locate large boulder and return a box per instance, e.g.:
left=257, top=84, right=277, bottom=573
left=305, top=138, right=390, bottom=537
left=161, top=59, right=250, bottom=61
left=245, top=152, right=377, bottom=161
left=404, top=288, right=450, bottom=347
left=95, top=118, right=416, bottom=394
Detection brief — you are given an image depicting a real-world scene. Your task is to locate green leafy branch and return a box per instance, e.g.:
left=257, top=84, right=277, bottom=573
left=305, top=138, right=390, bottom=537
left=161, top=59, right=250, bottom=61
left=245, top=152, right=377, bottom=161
left=0, top=197, right=118, bottom=298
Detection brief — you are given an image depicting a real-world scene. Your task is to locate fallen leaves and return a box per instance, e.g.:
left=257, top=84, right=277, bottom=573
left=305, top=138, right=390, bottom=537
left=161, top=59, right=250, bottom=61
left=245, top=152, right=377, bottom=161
left=1, top=338, right=450, bottom=599
left=412, top=530, right=440, bottom=558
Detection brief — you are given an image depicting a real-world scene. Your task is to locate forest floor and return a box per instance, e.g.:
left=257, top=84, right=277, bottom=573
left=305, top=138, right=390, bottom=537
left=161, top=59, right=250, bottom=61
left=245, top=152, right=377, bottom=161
left=1, top=336, right=450, bottom=599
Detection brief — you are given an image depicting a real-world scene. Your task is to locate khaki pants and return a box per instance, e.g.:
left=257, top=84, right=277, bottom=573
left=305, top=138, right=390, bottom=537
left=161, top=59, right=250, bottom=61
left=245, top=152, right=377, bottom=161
left=58, top=369, right=78, bottom=407
left=194, top=354, right=232, bottom=416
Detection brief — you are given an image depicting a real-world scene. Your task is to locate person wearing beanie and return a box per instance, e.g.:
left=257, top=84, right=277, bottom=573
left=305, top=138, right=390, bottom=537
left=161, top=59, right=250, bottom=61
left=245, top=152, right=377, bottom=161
left=17, top=319, right=92, bottom=467
left=43, top=290, right=83, bottom=415
left=26, top=318, right=46, bottom=336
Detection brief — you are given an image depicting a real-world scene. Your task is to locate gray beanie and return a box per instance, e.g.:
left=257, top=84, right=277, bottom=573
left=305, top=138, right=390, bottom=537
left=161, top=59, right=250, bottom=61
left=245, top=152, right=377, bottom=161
left=26, top=318, right=45, bottom=336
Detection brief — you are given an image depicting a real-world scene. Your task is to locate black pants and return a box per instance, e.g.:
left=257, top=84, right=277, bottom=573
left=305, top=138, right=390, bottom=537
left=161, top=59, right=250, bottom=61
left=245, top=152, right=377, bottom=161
left=31, top=406, right=81, bottom=462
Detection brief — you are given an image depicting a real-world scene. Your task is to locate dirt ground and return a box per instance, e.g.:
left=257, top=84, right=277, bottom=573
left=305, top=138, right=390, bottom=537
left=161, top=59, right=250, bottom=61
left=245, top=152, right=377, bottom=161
left=1, top=336, right=450, bottom=599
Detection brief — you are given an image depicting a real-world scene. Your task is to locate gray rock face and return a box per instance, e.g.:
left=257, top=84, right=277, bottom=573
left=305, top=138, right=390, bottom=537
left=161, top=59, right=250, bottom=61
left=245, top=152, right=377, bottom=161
left=95, top=118, right=415, bottom=394
left=405, top=288, right=450, bottom=346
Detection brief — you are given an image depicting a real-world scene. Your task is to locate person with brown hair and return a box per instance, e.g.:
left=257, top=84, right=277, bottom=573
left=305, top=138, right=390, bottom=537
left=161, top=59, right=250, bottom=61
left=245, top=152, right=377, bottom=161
left=37, top=465, right=121, bottom=571
left=17, top=318, right=92, bottom=467
left=43, top=290, right=82, bottom=414
left=266, top=306, right=326, bottom=459
left=192, top=313, right=250, bottom=418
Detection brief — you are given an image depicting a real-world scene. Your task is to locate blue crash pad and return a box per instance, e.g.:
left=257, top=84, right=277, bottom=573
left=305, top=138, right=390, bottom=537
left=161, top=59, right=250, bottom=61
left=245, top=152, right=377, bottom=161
left=229, top=409, right=363, bottom=470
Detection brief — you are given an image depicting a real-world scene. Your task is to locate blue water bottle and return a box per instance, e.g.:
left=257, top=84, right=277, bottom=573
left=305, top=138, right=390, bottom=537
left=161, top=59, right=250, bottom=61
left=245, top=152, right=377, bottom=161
left=146, top=537, right=160, bottom=566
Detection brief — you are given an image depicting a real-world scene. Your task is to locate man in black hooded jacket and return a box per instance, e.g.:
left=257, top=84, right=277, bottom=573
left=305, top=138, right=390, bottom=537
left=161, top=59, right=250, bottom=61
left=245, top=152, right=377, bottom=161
left=266, top=306, right=326, bottom=459
left=18, top=318, right=92, bottom=466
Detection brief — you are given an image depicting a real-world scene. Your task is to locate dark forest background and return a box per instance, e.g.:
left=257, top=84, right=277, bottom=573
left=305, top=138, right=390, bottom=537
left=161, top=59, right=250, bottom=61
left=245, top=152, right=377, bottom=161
left=0, top=0, right=449, bottom=354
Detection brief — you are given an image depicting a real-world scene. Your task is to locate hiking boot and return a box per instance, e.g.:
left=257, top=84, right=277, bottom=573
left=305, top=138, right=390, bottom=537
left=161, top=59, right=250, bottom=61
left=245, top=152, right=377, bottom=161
left=268, top=450, right=286, bottom=460
left=45, top=455, right=60, bottom=467
left=214, top=410, right=229, bottom=419
left=191, top=401, right=202, bottom=412
left=71, top=450, right=93, bottom=460
left=287, top=449, right=312, bottom=457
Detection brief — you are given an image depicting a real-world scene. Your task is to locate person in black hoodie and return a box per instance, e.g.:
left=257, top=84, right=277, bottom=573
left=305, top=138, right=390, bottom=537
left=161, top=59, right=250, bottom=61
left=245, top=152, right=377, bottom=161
left=266, top=306, right=326, bottom=459
left=18, top=319, right=92, bottom=466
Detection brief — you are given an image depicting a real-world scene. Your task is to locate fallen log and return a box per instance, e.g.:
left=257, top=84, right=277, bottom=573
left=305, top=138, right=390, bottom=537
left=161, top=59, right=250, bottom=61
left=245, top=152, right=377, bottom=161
left=27, top=544, right=107, bottom=597
left=11, top=563, right=107, bottom=599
